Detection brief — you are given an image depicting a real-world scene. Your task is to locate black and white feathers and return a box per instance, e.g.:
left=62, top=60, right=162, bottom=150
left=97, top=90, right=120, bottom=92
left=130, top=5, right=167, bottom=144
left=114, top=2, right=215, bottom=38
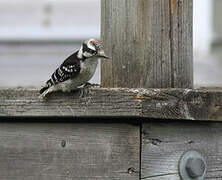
left=39, top=39, right=109, bottom=98
left=39, top=52, right=80, bottom=94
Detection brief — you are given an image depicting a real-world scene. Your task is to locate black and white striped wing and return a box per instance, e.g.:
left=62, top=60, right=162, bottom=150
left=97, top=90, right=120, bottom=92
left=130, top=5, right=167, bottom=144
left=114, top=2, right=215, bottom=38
left=50, top=64, right=79, bottom=84
left=40, top=52, right=81, bottom=94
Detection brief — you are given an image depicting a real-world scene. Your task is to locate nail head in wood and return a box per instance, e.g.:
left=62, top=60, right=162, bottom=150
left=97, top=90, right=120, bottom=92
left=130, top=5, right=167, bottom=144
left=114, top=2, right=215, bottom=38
left=61, top=140, right=66, bottom=147
left=127, top=167, right=135, bottom=174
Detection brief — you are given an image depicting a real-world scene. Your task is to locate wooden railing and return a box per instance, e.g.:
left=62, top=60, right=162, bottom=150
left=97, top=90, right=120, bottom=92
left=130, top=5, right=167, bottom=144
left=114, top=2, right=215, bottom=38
left=0, top=0, right=222, bottom=179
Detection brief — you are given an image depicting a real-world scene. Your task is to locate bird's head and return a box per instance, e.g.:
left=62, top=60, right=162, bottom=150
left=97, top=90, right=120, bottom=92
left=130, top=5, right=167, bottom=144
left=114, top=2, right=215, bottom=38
left=78, top=38, right=109, bottom=60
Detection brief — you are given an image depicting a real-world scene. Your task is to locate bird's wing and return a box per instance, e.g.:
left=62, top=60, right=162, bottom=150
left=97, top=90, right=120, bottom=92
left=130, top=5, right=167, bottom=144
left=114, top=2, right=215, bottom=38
left=40, top=52, right=81, bottom=94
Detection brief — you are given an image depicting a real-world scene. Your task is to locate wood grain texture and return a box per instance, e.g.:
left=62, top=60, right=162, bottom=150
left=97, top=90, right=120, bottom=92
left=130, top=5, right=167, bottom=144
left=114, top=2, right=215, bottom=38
left=141, top=121, right=222, bottom=179
left=170, top=0, right=193, bottom=88
left=0, top=88, right=141, bottom=118
left=101, top=0, right=193, bottom=88
left=0, top=123, right=139, bottom=180
left=0, top=88, right=222, bottom=121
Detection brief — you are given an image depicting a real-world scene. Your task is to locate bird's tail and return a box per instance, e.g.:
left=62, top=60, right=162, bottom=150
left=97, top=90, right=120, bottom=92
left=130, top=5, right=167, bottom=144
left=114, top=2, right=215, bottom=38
left=39, top=86, right=49, bottom=95
left=39, top=79, right=54, bottom=98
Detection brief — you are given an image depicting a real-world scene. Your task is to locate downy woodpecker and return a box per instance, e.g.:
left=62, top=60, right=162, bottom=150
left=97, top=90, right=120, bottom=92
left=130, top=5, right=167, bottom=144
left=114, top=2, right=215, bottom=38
left=39, top=39, right=109, bottom=98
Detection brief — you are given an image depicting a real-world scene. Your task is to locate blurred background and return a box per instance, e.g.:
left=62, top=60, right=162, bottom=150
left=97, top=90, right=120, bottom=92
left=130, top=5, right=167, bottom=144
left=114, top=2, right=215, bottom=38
left=0, top=0, right=100, bottom=87
left=0, top=0, right=221, bottom=88
left=194, top=0, right=222, bottom=87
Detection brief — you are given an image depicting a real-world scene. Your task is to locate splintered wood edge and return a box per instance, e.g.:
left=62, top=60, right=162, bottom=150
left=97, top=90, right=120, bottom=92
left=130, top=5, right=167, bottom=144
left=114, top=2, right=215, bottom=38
left=0, top=88, right=221, bottom=121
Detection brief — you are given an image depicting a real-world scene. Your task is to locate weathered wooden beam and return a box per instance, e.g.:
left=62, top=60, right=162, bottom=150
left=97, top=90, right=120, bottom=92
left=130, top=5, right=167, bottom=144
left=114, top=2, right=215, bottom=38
left=101, top=0, right=193, bottom=88
left=141, top=121, right=222, bottom=179
left=0, top=88, right=221, bottom=121
left=0, top=123, right=140, bottom=179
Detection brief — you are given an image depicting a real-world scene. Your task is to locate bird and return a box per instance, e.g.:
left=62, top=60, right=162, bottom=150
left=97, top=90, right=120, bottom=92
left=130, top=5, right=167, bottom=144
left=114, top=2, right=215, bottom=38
left=39, top=38, right=109, bottom=98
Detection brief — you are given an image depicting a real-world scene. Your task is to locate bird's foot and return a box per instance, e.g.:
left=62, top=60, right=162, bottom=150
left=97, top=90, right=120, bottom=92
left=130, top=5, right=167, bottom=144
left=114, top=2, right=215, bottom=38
left=84, top=82, right=100, bottom=88
left=79, top=82, right=100, bottom=98
left=79, top=86, right=90, bottom=98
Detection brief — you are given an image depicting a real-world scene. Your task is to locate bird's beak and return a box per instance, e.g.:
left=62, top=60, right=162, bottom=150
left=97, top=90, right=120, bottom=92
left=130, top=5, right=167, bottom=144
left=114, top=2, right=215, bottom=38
left=97, top=50, right=109, bottom=60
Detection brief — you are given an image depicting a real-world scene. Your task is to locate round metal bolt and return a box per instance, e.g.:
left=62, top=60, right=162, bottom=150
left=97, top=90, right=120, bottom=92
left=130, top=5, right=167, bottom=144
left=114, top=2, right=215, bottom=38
left=185, top=158, right=206, bottom=178
left=179, top=151, right=206, bottom=180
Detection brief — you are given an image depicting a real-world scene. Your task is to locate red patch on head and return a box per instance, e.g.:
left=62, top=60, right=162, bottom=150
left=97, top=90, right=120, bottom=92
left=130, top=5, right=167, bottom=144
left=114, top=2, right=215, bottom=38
left=91, top=40, right=99, bottom=46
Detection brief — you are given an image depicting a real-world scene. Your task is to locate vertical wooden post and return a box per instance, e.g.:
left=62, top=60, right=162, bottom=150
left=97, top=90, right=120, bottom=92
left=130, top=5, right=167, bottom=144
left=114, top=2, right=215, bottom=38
left=101, top=0, right=193, bottom=88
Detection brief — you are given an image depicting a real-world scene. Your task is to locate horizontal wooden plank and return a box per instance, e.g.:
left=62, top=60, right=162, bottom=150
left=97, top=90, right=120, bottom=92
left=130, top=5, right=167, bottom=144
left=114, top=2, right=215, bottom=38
left=141, top=121, right=222, bottom=179
left=0, top=88, right=221, bottom=121
left=0, top=122, right=139, bottom=180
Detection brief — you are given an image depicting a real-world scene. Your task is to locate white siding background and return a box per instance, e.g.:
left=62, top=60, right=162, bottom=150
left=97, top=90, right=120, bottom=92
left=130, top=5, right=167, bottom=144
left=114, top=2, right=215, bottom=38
left=0, top=0, right=221, bottom=88
left=0, top=0, right=100, bottom=87
left=0, top=0, right=100, bottom=41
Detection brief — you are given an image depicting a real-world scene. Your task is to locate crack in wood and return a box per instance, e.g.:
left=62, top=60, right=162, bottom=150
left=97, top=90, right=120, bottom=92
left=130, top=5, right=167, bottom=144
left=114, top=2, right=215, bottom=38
left=141, top=172, right=178, bottom=179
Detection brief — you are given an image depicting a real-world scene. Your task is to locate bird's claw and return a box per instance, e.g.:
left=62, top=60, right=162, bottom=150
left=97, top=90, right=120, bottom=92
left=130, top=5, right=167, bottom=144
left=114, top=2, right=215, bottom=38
left=79, top=82, right=100, bottom=98
left=84, top=82, right=100, bottom=88
left=79, top=86, right=89, bottom=98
